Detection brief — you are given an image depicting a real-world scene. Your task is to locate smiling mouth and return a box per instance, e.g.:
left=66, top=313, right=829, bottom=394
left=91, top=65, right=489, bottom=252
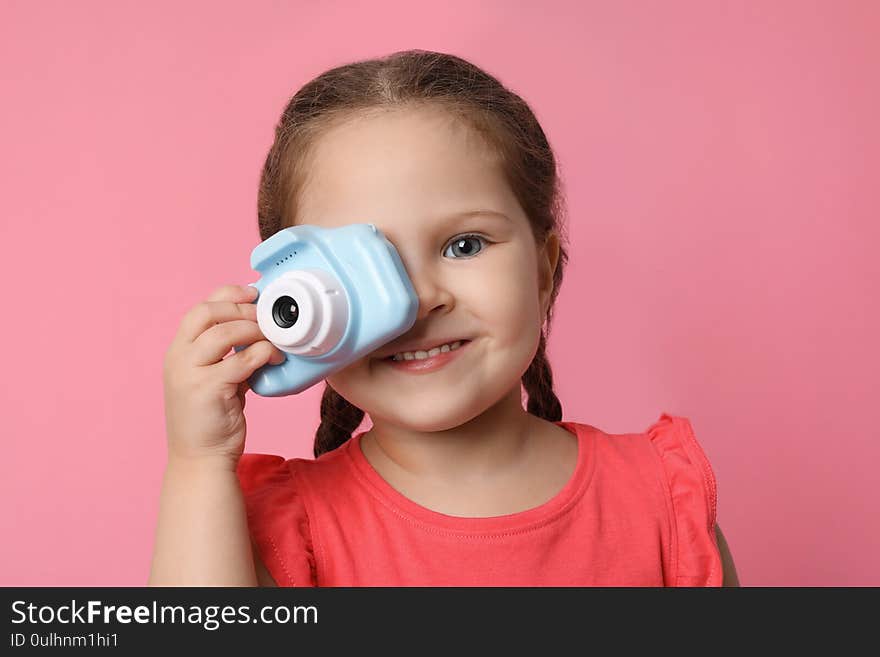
left=381, top=339, right=472, bottom=361
left=375, top=339, right=474, bottom=374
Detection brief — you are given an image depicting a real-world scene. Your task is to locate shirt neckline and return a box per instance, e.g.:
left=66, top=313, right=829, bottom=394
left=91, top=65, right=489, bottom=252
left=343, top=420, right=596, bottom=535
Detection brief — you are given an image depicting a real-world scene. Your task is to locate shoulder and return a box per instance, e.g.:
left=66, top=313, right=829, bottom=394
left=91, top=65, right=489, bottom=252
left=644, top=413, right=725, bottom=586
left=644, top=413, right=717, bottom=516
left=237, top=447, right=350, bottom=493
left=648, top=415, right=741, bottom=587
left=236, top=453, right=320, bottom=587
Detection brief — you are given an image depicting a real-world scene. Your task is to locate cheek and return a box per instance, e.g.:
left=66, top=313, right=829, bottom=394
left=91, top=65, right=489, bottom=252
left=326, top=358, right=369, bottom=389
left=472, top=259, right=541, bottom=324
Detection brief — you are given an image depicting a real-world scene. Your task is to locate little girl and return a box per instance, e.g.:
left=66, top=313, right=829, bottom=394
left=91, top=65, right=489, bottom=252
left=149, top=49, right=739, bottom=587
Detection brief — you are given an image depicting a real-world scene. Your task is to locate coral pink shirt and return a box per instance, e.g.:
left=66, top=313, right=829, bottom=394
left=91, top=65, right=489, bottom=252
left=236, top=413, right=722, bottom=586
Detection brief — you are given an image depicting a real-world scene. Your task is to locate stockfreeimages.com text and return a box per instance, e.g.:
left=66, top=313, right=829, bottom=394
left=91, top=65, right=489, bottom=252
left=11, top=599, right=317, bottom=631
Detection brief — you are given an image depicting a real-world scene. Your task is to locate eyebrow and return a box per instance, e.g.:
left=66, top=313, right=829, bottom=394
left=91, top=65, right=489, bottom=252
left=443, top=209, right=512, bottom=223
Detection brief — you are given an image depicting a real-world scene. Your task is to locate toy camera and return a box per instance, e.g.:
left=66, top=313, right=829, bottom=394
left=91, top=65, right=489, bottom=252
left=234, top=223, right=418, bottom=397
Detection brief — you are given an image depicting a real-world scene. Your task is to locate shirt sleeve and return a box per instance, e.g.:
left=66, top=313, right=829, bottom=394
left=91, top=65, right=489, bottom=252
left=647, top=414, right=723, bottom=587
left=236, top=454, right=317, bottom=587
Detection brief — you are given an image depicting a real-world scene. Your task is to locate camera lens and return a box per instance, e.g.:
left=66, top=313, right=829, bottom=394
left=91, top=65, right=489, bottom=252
left=256, top=268, right=350, bottom=356
left=272, top=295, right=299, bottom=328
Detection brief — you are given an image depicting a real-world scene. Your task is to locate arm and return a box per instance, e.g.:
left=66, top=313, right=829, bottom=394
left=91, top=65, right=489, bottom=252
left=148, top=458, right=258, bottom=586
left=715, top=523, right=741, bottom=587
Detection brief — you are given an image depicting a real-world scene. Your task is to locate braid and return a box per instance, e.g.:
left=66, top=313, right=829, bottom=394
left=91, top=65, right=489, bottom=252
left=314, top=382, right=364, bottom=458
left=521, top=330, right=563, bottom=422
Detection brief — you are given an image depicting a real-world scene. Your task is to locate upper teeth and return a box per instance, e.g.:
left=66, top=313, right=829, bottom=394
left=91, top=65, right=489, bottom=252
left=391, top=341, right=464, bottom=361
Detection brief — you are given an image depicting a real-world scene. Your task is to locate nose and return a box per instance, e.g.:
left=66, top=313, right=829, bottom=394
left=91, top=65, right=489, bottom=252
left=407, top=262, right=453, bottom=322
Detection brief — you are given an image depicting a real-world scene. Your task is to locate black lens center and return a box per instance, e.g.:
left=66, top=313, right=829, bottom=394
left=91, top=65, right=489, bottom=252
left=272, top=296, right=299, bottom=328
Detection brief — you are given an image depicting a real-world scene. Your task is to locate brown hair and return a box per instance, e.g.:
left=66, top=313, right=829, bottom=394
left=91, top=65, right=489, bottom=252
left=256, top=50, right=569, bottom=458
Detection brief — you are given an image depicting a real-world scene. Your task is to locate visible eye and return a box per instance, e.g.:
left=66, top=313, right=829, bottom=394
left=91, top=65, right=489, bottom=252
left=443, top=234, right=489, bottom=259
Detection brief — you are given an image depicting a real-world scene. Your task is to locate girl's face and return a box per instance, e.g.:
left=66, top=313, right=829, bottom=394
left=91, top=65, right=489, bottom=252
left=292, top=106, right=559, bottom=432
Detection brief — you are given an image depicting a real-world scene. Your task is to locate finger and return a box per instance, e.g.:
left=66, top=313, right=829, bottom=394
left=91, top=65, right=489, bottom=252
left=206, top=284, right=259, bottom=304
left=189, top=319, right=269, bottom=367
left=211, top=339, right=285, bottom=385
left=174, top=298, right=258, bottom=346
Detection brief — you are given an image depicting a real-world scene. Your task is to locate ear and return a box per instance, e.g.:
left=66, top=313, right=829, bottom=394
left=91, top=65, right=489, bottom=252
left=537, top=231, right=561, bottom=320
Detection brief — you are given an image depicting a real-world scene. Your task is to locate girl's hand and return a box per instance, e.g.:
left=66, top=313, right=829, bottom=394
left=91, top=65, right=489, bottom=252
left=162, top=284, right=286, bottom=468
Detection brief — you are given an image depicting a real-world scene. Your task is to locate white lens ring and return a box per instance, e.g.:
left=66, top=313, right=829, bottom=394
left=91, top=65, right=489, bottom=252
left=256, top=268, right=349, bottom=356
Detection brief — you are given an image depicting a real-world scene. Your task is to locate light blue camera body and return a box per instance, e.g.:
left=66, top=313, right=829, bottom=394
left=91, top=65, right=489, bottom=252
left=237, top=223, right=418, bottom=397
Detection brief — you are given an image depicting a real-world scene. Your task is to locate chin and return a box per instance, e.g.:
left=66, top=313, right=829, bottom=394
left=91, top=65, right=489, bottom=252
left=375, top=399, right=487, bottom=433
left=383, top=413, right=470, bottom=434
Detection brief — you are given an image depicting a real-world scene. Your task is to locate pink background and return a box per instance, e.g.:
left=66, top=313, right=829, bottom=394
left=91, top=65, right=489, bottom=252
left=2, top=1, right=878, bottom=586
